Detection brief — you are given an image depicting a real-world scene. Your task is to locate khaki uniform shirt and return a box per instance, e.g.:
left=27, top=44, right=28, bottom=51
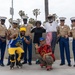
left=57, top=25, right=70, bottom=37
left=0, top=24, right=7, bottom=37
left=70, top=27, right=75, bottom=39
left=20, top=23, right=33, bottom=36
left=8, top=27, right=19, bottom=36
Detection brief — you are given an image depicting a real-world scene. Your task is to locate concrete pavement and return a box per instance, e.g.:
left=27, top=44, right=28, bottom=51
left=0, top=59, right=75, bottom=75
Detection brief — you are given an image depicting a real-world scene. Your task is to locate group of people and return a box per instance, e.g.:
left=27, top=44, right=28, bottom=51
left=0, top=13, right=75, bottom=70
left=0, top=16, right=33, bottom=69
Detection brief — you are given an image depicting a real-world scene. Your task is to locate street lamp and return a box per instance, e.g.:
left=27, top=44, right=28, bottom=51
left=12, top=0, right=13, bottom=21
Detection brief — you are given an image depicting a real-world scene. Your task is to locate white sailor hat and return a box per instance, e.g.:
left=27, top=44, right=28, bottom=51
left=47, top=14, right=53, bottom=18
left=0, top=16, right=7, bottom=20
left=59, top=17, right=66, bottom=21
left=70, top=17, right=75, bottom=21
left=13, top=20, right=19, bottom=24
left=22, top=15, right=28, bottom=19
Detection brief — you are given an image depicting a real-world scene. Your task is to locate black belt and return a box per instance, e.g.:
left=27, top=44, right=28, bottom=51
left=52, top=31, right=57, bottom=33
left=73, top=38, right=75, bottom=40
left=0, top=36, right=6, bottom=39
left=61, top=36, right=65, bottom=38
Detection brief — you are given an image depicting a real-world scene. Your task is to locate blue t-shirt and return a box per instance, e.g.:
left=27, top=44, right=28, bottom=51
left=8, top=35, right=24, bottom=48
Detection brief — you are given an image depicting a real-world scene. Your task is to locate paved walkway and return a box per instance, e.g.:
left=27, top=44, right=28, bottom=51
left=0, top=59, right=75, bottom=75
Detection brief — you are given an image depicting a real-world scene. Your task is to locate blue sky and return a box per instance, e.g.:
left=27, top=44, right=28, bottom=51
left=0, top=0, right=75, bottom=28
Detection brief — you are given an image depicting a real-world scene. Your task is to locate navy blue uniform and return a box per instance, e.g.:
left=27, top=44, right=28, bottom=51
left=59, top=37, right=70, bottom=65
left=57, top=25, right=71, bottom=66
left=23, top=36, right=32, bottom=64
left=0, top=37, right=6, bottom=65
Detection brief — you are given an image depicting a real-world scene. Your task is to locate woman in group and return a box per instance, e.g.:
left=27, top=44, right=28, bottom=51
left=31, top=21, right=46, bottom=64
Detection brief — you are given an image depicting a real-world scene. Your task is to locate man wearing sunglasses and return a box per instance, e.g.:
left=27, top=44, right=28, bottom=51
left=57, top=17, right=71, bottom=66
left=70, top=17, right=75, bottom=67
left=0, top=16, right=7, bottom=66
left=7, top=20, right=19, bottom=66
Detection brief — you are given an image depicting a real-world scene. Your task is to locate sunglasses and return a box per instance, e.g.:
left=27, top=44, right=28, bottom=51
left=60, top=20, right=65, bottom=22
left=13, top=23, right=18, bottom=25
left=71, top=20, right=75, bottom=23
left=40, top=41, right=43, bottom=42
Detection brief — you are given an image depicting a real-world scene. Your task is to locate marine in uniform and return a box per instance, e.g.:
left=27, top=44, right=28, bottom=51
left=0, top=16, right=7, bottom=66
left=21, top=16, right=33, bottom=65
left=70, top=17, right=75, bottom=67
left=7, top=20, right=20, bottom=66
left=57, top=17, right=71, bottom=66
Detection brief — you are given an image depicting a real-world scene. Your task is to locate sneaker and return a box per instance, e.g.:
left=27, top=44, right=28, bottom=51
left=28, top=62, right=32, bottom=65
left=7, top=63, right=10, bottom=66
left=1, top=63, right=5, bottom=67
left=60, top=63, right=65, bottom=66
left=68, top=64, right=71, bottom=67
left=36, top=59, right=40, bottom=64
left=10, top=62, right=15, bottom=69
left=40, top=64, right=46, bottom=68
left=18, top=61, right=22, bottom=68
left=73, top=64, right=75, bottom=67
left=46, top=66, right=52, bottom=71
left=22, top=62, right=27, bottom=64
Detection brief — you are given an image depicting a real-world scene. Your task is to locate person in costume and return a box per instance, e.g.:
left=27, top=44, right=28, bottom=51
left=8, top=27, right=30, bottom=69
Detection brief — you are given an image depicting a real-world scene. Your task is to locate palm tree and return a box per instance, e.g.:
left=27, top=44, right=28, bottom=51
left=19, top=10, right=26, bottom=24
left=19, top=10, right=25, bottom=18
left=33, top=9, right=40, bottom=21
left=45, top=0, right=49, bottom=21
